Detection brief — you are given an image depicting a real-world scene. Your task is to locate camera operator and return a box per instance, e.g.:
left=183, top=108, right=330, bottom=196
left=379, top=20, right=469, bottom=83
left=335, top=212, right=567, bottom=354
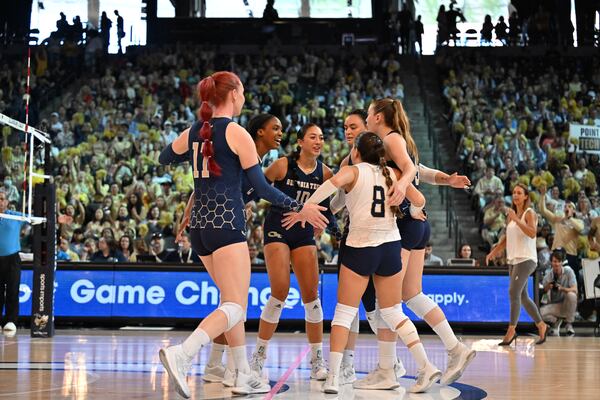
left=541, top=249, right=577, bottom=336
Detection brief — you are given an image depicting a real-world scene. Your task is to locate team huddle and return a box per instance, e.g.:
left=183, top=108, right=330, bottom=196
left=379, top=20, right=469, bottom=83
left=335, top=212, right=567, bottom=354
left=157, top=71, right=476, bottom=398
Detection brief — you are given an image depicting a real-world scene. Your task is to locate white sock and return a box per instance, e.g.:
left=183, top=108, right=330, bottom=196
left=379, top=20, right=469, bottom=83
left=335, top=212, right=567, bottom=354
left=378, top=341, right=396, bottom=369
left=310, top=342, right=323, bottom=361
left=408, top=343, right=428, bottom=370
left=231, top=345, right=250, bottom=374
left=342, top=349, right=354, bottom=365
left=225, top=346, right=235, bottom=371
left=329, top=351, right=343, bottom=376
left=182, top=327, right=210, bottom=358
left=207, top=342, right=225, bottom=366
left=432, top=320, right=459, bottom=351
left=255, top=337, right=269, bottom=358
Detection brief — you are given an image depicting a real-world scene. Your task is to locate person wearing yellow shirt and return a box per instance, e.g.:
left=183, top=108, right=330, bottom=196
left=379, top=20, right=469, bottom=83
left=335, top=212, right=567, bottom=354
left=538, top=185, right=584, bottom=286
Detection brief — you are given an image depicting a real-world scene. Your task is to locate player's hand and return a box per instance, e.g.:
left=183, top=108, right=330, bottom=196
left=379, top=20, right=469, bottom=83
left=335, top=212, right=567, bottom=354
left=411, top=210, right=427, bottom=221
left=447, top=173, right=471, bottom=189
left=283, top=203, right=328, bottom=230
left=387, top=180, right=407, bottom=206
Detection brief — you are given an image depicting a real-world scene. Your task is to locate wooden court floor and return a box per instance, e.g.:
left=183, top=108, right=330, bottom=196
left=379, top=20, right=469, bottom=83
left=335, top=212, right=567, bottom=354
left=1, top=329, right=599, bottom=399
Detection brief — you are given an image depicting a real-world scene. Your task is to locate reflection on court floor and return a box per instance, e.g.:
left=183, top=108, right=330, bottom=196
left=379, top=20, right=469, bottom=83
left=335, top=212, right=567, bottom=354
left=1, top=330, right=598, bottom=399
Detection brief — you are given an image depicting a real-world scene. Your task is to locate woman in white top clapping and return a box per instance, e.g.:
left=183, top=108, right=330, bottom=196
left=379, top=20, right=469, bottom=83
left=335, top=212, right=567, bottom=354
left=486, top=183, right=547, bottom=345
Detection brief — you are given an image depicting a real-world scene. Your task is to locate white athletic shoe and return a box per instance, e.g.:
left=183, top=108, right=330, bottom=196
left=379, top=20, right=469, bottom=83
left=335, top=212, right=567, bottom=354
left=310, top=357, right=328, bottom=380
left=159, top=344, right=193, bottom=399
left=409, top=362, right=441, bottom=393
left=250, top=351, right=266, bottom=377
left=352, top=365, right=399, bottom=390
left=222, top=368, right=235, bottom=387
left=339, top=362, right=356, bottom=385
left=202, top=363, right=225, bottom=383
left=322, top=373, right=340, bottom=393
left=3, top=322, right=16, bottom=332
left=231, top=370, right=271, bottom=395
left=394, top=358, right=407, bottom=379
left=440, top=342, right=476, bottom=385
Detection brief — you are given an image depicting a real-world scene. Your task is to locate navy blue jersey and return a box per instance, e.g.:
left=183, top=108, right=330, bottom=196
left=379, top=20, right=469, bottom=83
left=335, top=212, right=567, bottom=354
left=269, top=156, right=324, bottom=215
left=188, top=118, right=246, bottom=233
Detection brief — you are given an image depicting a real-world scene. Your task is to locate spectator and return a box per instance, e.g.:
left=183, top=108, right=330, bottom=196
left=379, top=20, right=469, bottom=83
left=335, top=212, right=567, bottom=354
left=149, top=233, right=170, bottom=262
left=80, top=238, right=97, bottom=262
left=414, top=15, right=424, bottom=55
left=474, top=167, right=504, bottom=209
left=424, top=242, right=443, bottom=266
left=263, top=0, right=279, bottom=22
left=118, top=234, right=136, bottom=262
left=480, top=15, right=494, bottom=44
left=541, top=250, right=577, bottom=336
left=448, top=243, right=479, bottom=266
left=2, top=176, right=19, bottom=204
left=248, top=242, right=264, bottom=265
left=538, top=186, right=584, bottom=284
left=494, top=16, right=509, bottom=45
left=100, top=11, right=112, bottom=51
left=90, top=237, right=126, bottom=263
left=57, top=237, right=80, bottom=261
left=165, top=233, right=200, bottom=263
left=114, top=10, right=124, bottom=53
left=481, top=196, right=507, bottom=250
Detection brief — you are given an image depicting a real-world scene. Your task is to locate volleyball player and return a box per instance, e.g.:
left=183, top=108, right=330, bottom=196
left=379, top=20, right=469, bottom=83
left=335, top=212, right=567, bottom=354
left=157, top=72, right=328, bottom=398
left=357, top=98, right=475, bottom=389
left=192, top=113, right=284, bottom=386
left=284, top=132, right=438, bottom=394
left=249, top=123, right=333, bottom=381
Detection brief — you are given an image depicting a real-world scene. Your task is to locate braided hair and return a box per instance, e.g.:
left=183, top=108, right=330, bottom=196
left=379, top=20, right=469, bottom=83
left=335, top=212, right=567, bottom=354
left=354, top=132, right=401, bottom=217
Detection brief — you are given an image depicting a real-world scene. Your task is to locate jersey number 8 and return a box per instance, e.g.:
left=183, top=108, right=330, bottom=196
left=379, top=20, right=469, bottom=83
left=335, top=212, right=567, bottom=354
left=371, top=186, right=385, bottom=217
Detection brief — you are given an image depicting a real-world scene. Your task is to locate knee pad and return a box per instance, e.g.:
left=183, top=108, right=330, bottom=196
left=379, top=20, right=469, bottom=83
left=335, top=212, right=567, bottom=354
left=375, top=301, right=393, bottom=330
left=366, top=310, right=378, bottom=334
left=405, top=292, right=437, bottom=319
left=396, top=318, right=420, bottom=345
left=304, top=298, right=323, bottom=323
left=260, top=296, right=285, bottom=324
left=380, top=304, right=408, bottom=331
left=349, top=313, right=359, bottom=334
left=331, top=303, right=359, bottom=329
left=218, top=302, right=244, bottom=331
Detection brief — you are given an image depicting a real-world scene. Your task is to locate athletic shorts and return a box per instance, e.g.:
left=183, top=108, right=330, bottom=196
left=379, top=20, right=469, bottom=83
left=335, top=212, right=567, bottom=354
left=397, top=217, right=430, bottom=250
left=341, top=240, right=402, bottom=277
left=190, top=228, right=247, bottom=256
left=263, top=211, right=315, bottom=250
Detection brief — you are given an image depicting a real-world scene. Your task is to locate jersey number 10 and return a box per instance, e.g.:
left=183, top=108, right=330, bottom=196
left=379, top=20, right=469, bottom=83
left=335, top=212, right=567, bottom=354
left=192, top=142, right=210, bottom=178
left=371, top=186, right=385, bottom=217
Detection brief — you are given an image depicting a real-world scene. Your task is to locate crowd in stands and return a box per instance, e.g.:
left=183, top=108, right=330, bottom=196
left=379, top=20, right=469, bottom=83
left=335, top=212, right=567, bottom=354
left=442, top=53, right=600, bottom=318
left=0, top=44, right=407, bottom=264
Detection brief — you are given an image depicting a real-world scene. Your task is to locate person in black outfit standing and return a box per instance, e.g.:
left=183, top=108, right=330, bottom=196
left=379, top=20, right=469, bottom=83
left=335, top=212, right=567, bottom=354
left=100, top=11, right=112, bottom=52
left=114, top=10, right=124, bottom=53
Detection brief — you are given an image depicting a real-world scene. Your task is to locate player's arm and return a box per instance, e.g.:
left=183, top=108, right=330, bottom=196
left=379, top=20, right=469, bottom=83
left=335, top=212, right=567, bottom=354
left=227, top=123, right=328, bottom=228
left=264, top=157, right=288, bottom=183
left=418, top=163, right=471, bottom=188
left=384, top=133, right=417, bottom=206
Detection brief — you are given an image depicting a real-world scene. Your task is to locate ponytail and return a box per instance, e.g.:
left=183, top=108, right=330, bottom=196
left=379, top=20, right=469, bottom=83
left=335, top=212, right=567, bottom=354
left=196, top=72, right=241, bottom=176
left=378, top=156, right=401, bottom=218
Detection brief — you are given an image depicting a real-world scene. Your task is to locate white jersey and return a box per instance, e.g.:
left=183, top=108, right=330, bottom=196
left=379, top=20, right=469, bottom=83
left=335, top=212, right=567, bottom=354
left=345, top=163, right=401, bottom=248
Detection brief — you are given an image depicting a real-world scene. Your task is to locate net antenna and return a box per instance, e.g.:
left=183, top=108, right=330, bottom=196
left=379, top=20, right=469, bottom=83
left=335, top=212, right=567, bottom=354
left=0, top=47, right=51, bottom=225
